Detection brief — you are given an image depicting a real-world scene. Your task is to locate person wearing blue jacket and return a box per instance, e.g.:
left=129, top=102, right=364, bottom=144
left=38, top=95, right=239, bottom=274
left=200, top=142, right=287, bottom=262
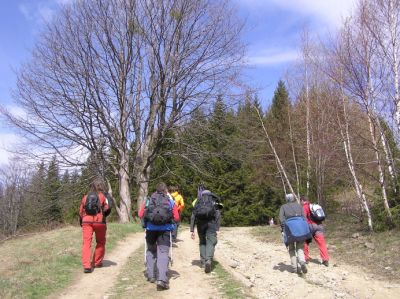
left=139, top=182, right=180, bottom=290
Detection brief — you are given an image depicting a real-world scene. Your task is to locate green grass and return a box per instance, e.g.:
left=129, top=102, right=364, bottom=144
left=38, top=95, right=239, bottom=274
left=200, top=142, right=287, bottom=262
left=211, top=261, right=255, bottom=299
left=0, top=222, right=141, bottom=299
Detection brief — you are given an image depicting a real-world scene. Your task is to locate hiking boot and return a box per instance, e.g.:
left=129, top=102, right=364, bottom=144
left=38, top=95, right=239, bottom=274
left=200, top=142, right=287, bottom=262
left=156, top=280, right=169, bottom=290
left=296, top=266, right=302, bottom=275
left=322, top=260, right=329, bottom=267
left=147, top=277, right=156, bottom=283
left=301, top=263, right=308, bottom=274
left=83, top=268, right=92, bottom=273
left=205, top=260, right=212, bottom=273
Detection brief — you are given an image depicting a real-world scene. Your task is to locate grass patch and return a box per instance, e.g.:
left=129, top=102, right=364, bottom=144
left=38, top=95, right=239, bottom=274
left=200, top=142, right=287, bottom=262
left=0, top=222, right=141, bottom=299
left=251, top=215, right=400, bottom=282
left=211, top=261, right=255, bottom=299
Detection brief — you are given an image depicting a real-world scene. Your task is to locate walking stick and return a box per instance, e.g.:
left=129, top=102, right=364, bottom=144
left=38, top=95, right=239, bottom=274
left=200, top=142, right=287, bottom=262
left=169, top=230, right=173, bottom=266
left=144, top=230, right=147, bottom=266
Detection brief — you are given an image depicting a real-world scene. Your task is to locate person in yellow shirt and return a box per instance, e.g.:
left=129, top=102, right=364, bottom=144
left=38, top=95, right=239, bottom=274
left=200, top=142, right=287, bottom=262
left=169, top=186, right=185, bottom=242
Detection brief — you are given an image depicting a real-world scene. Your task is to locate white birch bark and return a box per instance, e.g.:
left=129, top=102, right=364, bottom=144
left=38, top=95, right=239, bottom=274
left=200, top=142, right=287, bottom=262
left=254, top=106, right=298, bottom=201
left=339, top=91, right=373, bottom=230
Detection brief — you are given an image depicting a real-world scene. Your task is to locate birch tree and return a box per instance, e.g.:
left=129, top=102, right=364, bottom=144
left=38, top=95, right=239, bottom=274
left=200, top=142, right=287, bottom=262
left=337, top=5, right=393, bottom=222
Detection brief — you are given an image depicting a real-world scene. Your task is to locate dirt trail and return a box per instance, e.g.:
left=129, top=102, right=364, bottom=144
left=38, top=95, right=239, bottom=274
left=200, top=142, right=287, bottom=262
left=57, top=233, right=144, bottom=299
left=57, top=229, right=222, bottom=299
left=216, top=227, right=400, bottom=299
left=148, top=230, right=222, bottom=299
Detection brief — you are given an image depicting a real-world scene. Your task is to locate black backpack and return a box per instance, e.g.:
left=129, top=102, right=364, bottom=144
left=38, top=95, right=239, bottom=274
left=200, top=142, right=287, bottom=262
left=84, top=192, right=101, bottom=215
left=145, top=192, right=173, bottom=225
left=194, top=193, right=217, bottom=220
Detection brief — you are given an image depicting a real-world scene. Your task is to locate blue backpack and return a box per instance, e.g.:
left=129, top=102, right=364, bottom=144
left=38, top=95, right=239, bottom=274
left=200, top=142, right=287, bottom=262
left=284, top=216, right=312, bottom=245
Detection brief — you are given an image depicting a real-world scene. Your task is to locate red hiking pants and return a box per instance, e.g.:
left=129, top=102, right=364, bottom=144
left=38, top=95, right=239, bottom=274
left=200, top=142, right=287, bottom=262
left=81, top=223, right=107, bottom=269
left=304, top=232, right=329, bottom=262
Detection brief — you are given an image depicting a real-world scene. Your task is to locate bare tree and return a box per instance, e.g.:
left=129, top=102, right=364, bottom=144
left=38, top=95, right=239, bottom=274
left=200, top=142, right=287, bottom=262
left=301, top=29, right=312, bottom=198
left=337, top=6, right=393, bottom=222
left=0, top=159, right=29, bottom=236
left=253, top=105, right=298, bottom=201
left=1, top=0, right=245, bottom=222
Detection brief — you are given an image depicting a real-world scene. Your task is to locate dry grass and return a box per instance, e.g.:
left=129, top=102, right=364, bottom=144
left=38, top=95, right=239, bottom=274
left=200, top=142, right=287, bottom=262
left=0, top=223, right=141, bottom=299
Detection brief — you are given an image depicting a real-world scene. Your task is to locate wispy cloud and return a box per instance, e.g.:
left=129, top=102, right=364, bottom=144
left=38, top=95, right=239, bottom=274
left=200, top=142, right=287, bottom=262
left=247, top=48, right=299, bottom=66
left=238, top=0, right=356, bottom=29
left=18, top=1, right=63, bottom=26
left=0, top=132, right=19, bottom=166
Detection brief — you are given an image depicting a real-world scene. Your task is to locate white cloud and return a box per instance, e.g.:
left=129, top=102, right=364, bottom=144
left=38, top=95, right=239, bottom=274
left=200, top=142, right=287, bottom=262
left=247, top=48, right=299, bottom=66
left=238, top=0, right=356, bottom=29
left=18, top=3, right=33, bottom=21
left=0, top=132, right=19, bottom=166
left=18, top=1, right=58, bottom=25
left=56, top=0, right=75, bottom=5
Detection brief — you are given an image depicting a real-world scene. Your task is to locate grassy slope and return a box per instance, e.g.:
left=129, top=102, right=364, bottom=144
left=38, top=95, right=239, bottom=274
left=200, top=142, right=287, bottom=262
left=252, top=214, right=400, bottom=282
left=0, top=223, right=141, bottom=299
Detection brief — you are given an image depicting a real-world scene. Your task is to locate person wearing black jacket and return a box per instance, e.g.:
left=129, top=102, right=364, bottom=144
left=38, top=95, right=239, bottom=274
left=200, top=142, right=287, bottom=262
left=190, top=189, right=221, bottom=274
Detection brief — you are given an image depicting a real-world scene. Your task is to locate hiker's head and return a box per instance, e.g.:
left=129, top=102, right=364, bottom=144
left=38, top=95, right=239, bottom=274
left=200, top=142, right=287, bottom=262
left=91, top=178, right=106, bottom=193
left=156, top=182, right=167, bottom=193
left=300, top=196, right=308, bottom=203
left=285, top=193, right=295, bottom=202
left=169, top=186, right=179, bottom=193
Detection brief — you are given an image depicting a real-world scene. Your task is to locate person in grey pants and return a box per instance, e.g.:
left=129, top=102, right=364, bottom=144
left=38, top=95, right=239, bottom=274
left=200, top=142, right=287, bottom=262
left=279, top=193, right=308, bottom=275
left=138, top=182, right=180, bottom=290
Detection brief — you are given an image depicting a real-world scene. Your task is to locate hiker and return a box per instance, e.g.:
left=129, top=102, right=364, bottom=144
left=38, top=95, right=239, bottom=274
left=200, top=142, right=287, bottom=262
left=169, top=186, right=185, bottom=242
left=138, top=182, right=180, bottom=290
left=79, top=178, right=111, bottom=273
left=300, top=196, right=330, bottom=266
left=279, top=193, right=311, bottom=275
left=190, top=186, right=221, bottom=273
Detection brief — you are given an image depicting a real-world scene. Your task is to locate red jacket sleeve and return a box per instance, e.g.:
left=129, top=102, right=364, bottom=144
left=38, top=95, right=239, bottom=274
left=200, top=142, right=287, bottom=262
left=172, top=203, right=180, bottom=222
left=138, top=201, right=146, bottom=218
left=303, top=202, right=312, bottom=224
left=79, top=196, right=86, bottom=218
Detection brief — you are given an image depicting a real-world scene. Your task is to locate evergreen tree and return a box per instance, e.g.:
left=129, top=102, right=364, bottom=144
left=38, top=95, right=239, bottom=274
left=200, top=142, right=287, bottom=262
left=44, top=156, right=62, bottom=223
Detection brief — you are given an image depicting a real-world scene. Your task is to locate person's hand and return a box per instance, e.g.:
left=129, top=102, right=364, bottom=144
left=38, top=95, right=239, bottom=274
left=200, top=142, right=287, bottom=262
left=191, top=232, right=195, bottom=240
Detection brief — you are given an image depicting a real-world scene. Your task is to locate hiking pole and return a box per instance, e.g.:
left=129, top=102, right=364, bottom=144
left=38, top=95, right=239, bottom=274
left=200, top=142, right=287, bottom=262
left=144, top=230, right=147, bottom=266
left=169, top=230, right=173, bottom=266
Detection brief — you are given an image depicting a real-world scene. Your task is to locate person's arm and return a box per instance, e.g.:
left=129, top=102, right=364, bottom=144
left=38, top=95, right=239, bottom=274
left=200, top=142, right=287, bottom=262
left=190, top=212, right=196, bottom=239
left=279, top=206, right=285, bottom=231
left=172, top=202, right=180, bottom=222
left=79, top=196, right=85, bottom=226
left=138, top=201, right=146, bottom=218
left=101, top=193, right=111, bottom=216
left=178, top=194, right=185, bottom=212
left=215, top=209, right=221, bottom=231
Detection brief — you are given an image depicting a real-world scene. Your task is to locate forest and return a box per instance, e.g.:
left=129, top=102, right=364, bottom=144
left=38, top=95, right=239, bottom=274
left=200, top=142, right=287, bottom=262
left=1, top=0, right=400, bottom=237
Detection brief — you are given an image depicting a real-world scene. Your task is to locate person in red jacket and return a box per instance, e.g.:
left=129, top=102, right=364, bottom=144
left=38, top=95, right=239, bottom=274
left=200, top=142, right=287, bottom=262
left=300, top=196, right=329, bottom=266
left=138, top=182, right=180, bottom=290
left=79, top=179, right=111, bottom=273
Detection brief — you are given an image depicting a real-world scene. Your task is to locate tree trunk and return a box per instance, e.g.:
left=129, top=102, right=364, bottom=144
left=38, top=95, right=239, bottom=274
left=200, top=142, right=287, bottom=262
left=339, top=89, right=373, bottom=231
left=117, top=152, right=131, bottom=223
left=254, top=105, right=298, bottom=201
left=366, top=110, right=393, bottom=221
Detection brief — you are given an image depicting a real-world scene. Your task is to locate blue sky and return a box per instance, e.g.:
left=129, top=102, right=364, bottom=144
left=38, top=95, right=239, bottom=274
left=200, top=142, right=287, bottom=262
left=0, top=0, right=355, bottom=165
